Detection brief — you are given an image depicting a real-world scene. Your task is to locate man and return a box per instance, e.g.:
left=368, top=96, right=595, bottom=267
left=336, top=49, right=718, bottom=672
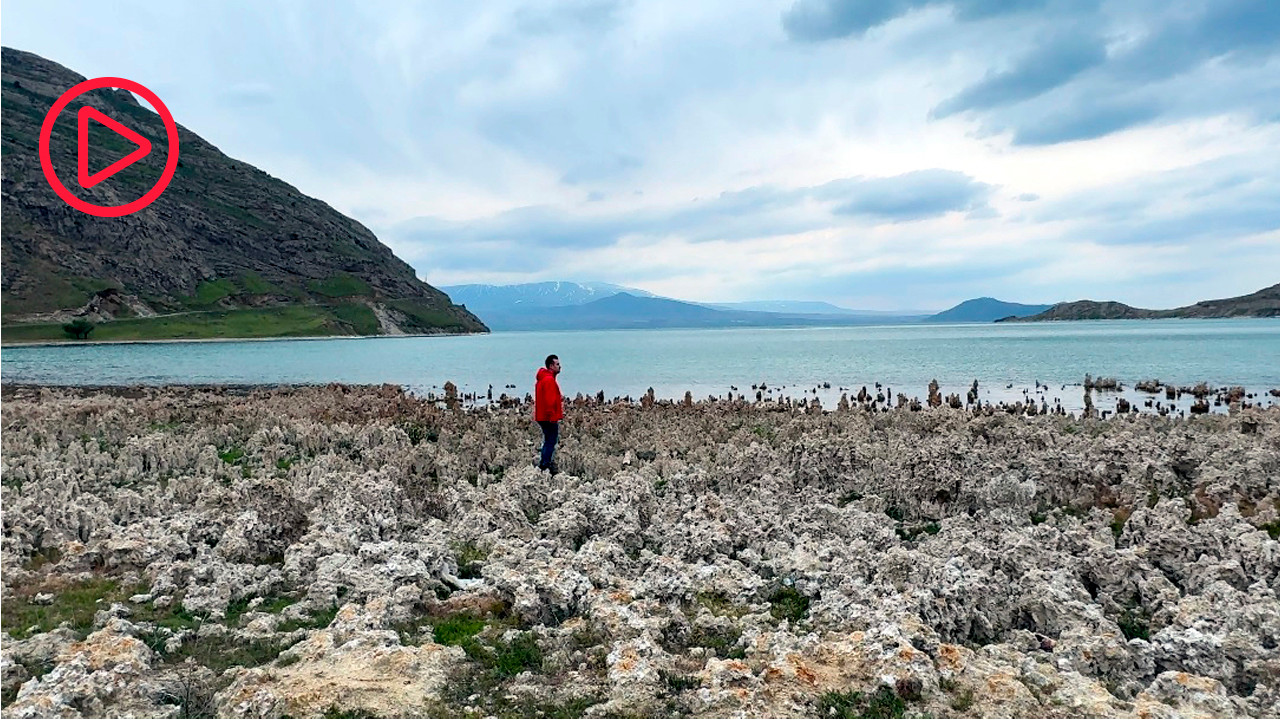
left=534, top=354, right=563, bottom=474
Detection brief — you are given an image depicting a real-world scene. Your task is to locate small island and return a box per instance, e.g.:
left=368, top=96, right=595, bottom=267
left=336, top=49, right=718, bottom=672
left=997, top=283, right=1280, bottom=322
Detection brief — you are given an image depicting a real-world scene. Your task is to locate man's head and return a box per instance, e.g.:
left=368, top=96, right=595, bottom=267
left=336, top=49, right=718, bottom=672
left=545, top=354, right=561, bottom=375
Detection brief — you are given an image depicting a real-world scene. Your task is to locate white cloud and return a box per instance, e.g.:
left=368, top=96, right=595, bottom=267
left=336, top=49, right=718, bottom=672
left=3, top=0, right=1276, bottom=309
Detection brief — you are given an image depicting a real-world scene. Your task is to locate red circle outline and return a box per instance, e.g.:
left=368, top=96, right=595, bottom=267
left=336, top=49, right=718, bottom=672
left=38, top=77, right=180, bottom=218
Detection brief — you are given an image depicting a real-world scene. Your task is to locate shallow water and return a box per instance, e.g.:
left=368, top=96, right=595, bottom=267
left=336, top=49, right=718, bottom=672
left=2, top=318, right=1278, bottom=413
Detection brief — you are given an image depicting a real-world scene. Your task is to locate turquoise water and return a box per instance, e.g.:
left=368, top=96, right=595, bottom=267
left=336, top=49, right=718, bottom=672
left=2, top=319, right=1278, bottom=412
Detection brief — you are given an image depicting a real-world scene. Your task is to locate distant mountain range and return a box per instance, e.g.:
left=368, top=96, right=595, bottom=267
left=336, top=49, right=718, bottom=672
left=503, top=292, right=742, bottom=330
left=708, top=300, right=929, bottom=316
left=925, top=297, right=1053, bottom=323
left=1002, top=283, right=1280, bottom=322
left=445, top=280, right=1279, bottom=331
left=442, top=281, right=1079, bottom=330
left=446, top=283, right=934, bottom=330
left=441, top=282, right=654, bottom=312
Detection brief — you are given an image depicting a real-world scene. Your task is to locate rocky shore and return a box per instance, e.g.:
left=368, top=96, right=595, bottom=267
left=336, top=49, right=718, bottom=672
left=2, top=385, right=1278, bottom=718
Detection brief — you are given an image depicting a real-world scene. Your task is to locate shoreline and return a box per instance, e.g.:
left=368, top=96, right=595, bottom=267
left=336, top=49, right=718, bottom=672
left=3, top=379, right=1278, bottom=418
left=0, top=329, right=487, bottom=349
left=4, top=314, right=1277, bottom=347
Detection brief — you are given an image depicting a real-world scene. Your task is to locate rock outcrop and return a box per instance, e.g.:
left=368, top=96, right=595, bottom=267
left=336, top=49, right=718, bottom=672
left=2, top=385, right=1278, bottom=717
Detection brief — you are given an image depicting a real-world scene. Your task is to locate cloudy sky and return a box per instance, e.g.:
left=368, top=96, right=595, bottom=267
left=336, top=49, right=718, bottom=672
left=5, top=0, right=1279, bottom=310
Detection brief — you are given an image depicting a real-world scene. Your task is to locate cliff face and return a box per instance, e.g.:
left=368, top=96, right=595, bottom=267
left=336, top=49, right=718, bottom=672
left=1, top=47, right=486, bottom=339
left=1004, top=284, right=1280, bottom=322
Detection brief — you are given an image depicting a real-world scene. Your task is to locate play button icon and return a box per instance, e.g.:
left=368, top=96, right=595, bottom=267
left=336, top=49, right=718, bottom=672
left=77, top=105, right=152, bottom=189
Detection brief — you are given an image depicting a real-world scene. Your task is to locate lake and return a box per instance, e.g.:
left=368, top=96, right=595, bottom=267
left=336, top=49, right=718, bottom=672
left=3, top=319, right=1278, bottom=414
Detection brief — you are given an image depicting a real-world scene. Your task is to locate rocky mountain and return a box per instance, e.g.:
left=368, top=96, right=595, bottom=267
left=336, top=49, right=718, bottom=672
left=1002, top=283, right=1280, bottom=322
left=926, top=297, right=1053, bottom=323
left=1, top=47, right=486, bottom=342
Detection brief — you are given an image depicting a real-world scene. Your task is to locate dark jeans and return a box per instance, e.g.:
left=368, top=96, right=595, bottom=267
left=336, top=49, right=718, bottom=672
left=537, top=420, right=559, bottom=469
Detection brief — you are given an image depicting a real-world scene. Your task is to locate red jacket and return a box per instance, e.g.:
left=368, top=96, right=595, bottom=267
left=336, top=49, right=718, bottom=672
left=534, top=367, right=564, bottom=422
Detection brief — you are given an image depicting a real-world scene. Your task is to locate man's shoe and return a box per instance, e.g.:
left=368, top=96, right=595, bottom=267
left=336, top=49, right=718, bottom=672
left=548, top=461, right=560, bottom=476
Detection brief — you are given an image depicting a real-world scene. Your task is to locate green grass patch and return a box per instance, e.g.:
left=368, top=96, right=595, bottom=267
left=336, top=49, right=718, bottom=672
left=815, top=687, right=907, bottom=719
left=386, top=299, right=475, bottom=332
left=392, top=602, right=517, bottom=649
left=1260, top=520, right=1280, bottom=540
left=431, top=619, right=592, bottom=717
left=238, top=272, right=280, bottom=295
left=432, top=617, right=542, bottom=674
left=225, top=595, right=296, bottom=627
left=817, top=690, right=863, bottom=719
left=452, top=542, right=488, bottom=580
left=491, top=632, right=543, bottom=678
left=425, top=608, right=543, bottom=687
left=277, top=605, right=339, bottom=633
left=690, top=591, right=751, bottom=619
left=2, top=305, right=347, bottom=343
left=331, top=301, right=380, bottom=335
left=768, top=585, right=810, bottom=624
left=186, top=278, right=238, bottom=307
left=1, top=577, right=122, bottom=639
left=453, top=538, right=486, bottom=576
left=1111, top=510, right=1131, bottom=539
left=218, top=445, right=246, bottom=464
left=1117, top=607, right=1150, bottom=641
left=131, top=600, right=204, bottom=634
left=687, top=625, right=744, bottom=659
left=433, top=613, right=487, bottom=647
left=308, top=274, right=371, bottom=298
left=0, top=578, right=203, bottom=643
